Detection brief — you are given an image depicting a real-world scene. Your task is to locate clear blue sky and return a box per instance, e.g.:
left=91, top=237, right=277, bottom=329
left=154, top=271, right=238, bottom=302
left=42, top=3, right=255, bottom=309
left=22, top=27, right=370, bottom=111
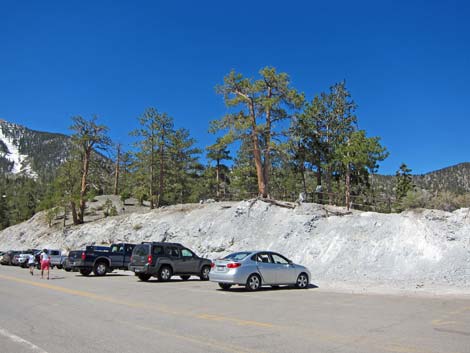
left=0, top=0, right=469, bottom=175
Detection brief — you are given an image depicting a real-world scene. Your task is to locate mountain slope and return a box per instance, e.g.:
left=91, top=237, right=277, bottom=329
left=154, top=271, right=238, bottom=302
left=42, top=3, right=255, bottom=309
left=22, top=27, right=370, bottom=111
left=0, top=119, right=71, bottom=181
left=372, top=162, right=470, bottom=195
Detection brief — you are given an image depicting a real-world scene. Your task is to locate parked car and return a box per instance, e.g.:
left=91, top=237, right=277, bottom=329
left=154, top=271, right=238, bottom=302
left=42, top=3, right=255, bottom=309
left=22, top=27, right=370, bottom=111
left=128, top=242, right=212, bottom=282
left=70, top=243, right=135, bottom=276
left=12, top=254, right=22, bottom=266
left=17, top=249, right=39, bottom=268
left=62, top=250, right=84, bottom=272
left=48, top=249, right=63, bottom=269
left=209, top=251, right=311, bottom=291
left=33, top=249, right=62, bottom=269
left=2, top=250, right=21, bottom=265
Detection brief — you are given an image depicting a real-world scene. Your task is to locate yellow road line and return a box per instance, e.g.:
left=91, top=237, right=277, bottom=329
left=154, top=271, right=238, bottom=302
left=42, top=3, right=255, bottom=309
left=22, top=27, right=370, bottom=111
left=0, top=274, right=266, bottom=353
left=0, top=273, right=460, bottom=353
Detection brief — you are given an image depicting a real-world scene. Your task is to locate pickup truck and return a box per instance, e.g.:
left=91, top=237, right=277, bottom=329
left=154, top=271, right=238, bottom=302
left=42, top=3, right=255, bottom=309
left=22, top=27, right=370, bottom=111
left=70, top=243, right=136, bottom=276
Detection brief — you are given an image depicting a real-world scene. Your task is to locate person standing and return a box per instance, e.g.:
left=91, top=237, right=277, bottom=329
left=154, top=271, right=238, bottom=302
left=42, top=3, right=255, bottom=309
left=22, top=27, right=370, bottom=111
left=40, top=249, right=50, bottom=280
left=28, top=253, right=36, bottom=276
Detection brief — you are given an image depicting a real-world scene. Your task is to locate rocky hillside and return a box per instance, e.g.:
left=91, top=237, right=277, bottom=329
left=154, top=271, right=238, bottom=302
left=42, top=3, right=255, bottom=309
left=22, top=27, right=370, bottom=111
left=372, top=163, right=470, bottom=195
left=0, top=119, right=70, bottom=180
left=1, top=199, right=469, bottom=295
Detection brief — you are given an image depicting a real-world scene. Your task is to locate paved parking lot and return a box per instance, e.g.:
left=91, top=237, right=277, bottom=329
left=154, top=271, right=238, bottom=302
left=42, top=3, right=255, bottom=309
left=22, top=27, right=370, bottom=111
left=0, top=265, right=469, bottom=353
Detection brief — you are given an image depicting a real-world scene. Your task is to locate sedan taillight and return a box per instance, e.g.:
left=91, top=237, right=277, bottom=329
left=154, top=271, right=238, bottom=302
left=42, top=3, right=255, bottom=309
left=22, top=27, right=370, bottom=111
left=210, top=262, right=215, bottom=268
left=227, top=263, right=241, bottom=269
left=81, top=252, right=86, bottom=260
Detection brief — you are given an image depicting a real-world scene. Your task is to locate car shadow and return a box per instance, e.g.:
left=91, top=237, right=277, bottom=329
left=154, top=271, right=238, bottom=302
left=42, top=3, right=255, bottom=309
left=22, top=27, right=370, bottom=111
left=138, top=278, right=205, bottom=284
left=216, top=283, right=319, bottom=293
left=73, top=273, right=131, bottom=278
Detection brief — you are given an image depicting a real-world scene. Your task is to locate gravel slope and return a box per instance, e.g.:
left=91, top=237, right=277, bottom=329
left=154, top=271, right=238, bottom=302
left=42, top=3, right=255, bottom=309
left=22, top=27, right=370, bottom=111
left=1, top=200, right=469, bottom=295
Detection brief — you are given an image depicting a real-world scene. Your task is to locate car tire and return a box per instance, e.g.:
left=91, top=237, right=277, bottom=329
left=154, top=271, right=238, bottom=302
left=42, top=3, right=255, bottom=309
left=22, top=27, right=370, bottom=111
left=218, top=283, right=232, bottom=290
left=93, top=262, right=108, bottom=276
left=295, top=273, right=309, bottom=289
left=158, top=266, right=172, bottom=282
left=57, top=265, right=63, bottom=270
left=245, top=274, right=262, bottom=291
left=199, top=265, right=210, bottom=281
left=180, top=275, right=190, bottom=281
left=138, top=274, right=151, bottom=282
left=80, top=269, right=92, bottom=276
left=65, top=268, right=71, bottom=272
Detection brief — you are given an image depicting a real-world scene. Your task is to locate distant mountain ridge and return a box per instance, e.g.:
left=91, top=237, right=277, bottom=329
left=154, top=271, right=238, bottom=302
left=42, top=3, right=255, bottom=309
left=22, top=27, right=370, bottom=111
left=372, top=162, right=470, bottom=195
left=0, top=119, right=71, bottom=181
left=0, top=119, right=469, bottom=195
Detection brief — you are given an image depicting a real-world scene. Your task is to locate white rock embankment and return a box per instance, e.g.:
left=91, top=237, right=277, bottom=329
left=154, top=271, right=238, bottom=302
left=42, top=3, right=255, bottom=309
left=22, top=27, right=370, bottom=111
left=1, top=200, right=469, bottom=295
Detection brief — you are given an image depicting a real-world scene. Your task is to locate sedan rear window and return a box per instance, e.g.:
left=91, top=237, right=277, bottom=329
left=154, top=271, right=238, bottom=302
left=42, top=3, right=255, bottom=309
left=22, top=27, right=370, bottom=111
left=222, top=252, right=251, bottom=261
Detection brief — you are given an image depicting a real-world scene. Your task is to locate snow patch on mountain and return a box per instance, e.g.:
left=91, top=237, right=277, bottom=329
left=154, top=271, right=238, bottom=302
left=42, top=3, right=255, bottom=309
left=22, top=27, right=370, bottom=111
left=0, top=125, right=38, bottom=178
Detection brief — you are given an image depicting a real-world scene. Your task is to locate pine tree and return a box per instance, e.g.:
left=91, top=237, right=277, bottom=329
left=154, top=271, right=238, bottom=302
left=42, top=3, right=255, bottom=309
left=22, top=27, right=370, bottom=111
left=131, top=108, right=174, bottom=208
left=211, top=67, right=304, bottom=198
left=395, top=163, right=414, bottom=202
left=336, top=130, right=388, bottom=210
left=70, top=116, right=111, bottom=224
left=167, top=128, right=202, bottom=204
left=206, top=138, right=231, bottom=200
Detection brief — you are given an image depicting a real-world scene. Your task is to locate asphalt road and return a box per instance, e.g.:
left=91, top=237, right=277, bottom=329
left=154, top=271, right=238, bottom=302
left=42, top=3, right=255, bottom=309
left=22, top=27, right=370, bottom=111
left=0, top=265, right=469, bottom=353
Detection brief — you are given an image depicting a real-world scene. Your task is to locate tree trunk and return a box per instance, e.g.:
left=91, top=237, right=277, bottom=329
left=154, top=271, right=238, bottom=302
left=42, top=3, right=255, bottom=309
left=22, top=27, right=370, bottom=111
left=300, top=164, right=307, bottom=197
left=114, top=144, right=120, bottom=195
left=325, top=165, right=333, bottom=205
left=157, top=140, right=164, bottom=208
left=78, top=149, right=91, bottom=223
left=63, top=206, right=67, bottom=228
left=262, top=87, right=272, bottom=198
left=249, top=100, right=267, bottom=197
left=316, top=167, right=323, bottom=204
left=150, top=137, right=155, bottom=209
left=216, top=158, right=220, bottom=200
left=345, top=163, right=351, bottom=210
left=70, top=201, right=78, bottom=225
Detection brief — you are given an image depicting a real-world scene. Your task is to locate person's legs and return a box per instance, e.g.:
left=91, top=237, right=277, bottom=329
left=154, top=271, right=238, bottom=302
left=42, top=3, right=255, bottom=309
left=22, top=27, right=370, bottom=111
left=40, top=261, right=44, bottom=279
left=47, top=261, right=50, bottom=279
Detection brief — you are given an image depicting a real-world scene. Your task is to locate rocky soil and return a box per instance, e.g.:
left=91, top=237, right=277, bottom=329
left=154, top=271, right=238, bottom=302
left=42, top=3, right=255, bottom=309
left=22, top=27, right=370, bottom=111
left=1, top=199, right=469, bottom=296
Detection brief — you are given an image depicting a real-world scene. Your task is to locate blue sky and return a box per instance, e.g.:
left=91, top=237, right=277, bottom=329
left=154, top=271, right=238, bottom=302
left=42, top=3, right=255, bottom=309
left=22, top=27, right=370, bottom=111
left=0, top=0, right=469, bottom=175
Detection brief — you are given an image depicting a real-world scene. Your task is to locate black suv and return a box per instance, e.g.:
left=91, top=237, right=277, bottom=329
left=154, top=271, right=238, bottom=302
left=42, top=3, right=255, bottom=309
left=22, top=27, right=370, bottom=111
left=129, top=242, right=212, bottom=282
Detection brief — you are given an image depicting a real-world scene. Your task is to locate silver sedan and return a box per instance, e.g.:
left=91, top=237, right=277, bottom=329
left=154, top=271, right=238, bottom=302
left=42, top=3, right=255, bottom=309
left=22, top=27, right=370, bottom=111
left=209, top=251, right=311, bottom=291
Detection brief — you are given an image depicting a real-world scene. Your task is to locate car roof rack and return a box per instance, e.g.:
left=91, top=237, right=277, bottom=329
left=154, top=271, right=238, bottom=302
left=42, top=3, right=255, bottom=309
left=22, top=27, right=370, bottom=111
left=140, top=241, right=183, bottom=247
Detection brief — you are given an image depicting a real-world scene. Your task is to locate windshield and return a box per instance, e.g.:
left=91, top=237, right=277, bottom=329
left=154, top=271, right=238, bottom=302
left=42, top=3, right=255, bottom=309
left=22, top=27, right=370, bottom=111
left=222, top=252, right=252, bottom=261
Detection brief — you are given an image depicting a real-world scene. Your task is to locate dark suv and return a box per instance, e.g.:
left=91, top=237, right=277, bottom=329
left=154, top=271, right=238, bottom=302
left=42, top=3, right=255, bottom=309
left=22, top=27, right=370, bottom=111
left=129, top=242, right=212, bottom=282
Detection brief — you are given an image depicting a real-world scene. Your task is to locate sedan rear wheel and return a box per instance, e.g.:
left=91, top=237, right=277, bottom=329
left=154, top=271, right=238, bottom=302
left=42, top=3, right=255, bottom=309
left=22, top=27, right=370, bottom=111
left=218, top=283, right=232, bottom=290
left=245, top=274, right=261, bottom=291
left=295, top=273, right=309, bottom=289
